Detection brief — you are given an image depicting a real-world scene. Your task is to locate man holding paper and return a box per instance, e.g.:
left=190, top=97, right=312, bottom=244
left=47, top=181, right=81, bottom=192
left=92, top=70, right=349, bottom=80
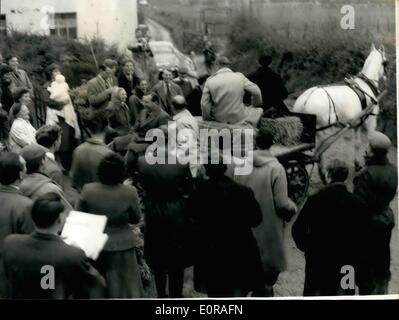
left=2, top=193, right=105, bottom=299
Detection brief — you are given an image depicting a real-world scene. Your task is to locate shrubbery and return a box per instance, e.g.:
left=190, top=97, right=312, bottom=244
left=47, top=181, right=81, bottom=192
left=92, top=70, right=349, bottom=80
left=0, top=32, right=119, bottom=88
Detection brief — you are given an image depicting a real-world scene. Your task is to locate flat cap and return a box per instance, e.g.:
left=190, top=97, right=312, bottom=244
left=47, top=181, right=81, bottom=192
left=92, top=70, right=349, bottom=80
left=19, top=144, right=46, bottom=162
left=102, top=59, right=118, bottom=69
left=369, top=131, right=392, bottom=154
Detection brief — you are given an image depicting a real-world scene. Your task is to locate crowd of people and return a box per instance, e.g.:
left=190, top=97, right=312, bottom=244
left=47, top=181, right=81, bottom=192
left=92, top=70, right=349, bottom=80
left=0, top=36, right=397, bottom=299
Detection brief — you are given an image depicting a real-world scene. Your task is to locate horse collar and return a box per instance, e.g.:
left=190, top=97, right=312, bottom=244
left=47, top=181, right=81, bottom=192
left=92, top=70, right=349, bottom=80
left=357, top=72, right=380, bottom=97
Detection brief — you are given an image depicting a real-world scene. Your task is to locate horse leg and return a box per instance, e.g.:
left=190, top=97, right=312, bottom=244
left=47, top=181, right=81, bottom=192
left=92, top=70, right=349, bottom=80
left=316, top=131, right=328, bottom=185
left=353, top=128, right=363, bottom=172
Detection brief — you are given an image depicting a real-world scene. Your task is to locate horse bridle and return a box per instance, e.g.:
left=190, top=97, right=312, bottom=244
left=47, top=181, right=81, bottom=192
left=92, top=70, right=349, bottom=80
left=359, top=50, right=388, bottom=90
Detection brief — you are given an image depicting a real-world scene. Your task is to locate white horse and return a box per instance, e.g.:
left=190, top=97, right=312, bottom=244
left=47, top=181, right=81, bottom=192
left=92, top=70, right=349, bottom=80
left=293, top=43, right=388, bottom=173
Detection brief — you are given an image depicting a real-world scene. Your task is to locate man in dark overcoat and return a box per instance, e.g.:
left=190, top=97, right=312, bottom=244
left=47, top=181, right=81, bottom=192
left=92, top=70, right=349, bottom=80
left=292, top=159, right=366, bottom=296
left=248, top=54, right=290, bottom=116
left=353, top=131, right=398, bottom=295
left=0, top=152, right=34, bottom=298
left=188, top=162, right=263, bottom=298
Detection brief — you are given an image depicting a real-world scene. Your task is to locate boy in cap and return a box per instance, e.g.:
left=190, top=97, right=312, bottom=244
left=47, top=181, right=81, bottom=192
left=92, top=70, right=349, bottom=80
left=19, top=144, right=70, bottom=209
left=354, top=131, right=398, bottom=295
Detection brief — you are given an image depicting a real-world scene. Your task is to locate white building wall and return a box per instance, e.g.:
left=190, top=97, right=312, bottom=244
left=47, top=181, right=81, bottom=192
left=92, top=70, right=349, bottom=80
left=0, top=0, right=137, bottom=51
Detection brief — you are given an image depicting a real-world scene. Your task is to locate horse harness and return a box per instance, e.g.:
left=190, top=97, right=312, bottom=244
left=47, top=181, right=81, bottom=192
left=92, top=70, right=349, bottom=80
left=305, top=74, right=380, bottom=132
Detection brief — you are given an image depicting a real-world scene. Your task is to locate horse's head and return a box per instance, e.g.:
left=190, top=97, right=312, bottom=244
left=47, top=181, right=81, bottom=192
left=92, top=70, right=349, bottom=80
left=362, top=43, right=388, bottom=85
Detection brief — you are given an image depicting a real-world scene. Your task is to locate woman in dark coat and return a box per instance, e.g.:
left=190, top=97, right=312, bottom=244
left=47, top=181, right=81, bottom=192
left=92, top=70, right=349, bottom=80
left=137, top=148, right=193, bottom=298
left=188, top=162, right=263, bottom=297
left=77, top=153, right=144, bottom=298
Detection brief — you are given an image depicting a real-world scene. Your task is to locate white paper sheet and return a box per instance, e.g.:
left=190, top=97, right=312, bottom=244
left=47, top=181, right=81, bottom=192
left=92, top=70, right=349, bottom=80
left=61, top=211, right=109, bottom=260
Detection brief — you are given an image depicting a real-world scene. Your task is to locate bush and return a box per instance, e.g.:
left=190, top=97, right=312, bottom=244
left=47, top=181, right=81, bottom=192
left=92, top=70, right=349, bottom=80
left=0, top=32, right=119, bottom=88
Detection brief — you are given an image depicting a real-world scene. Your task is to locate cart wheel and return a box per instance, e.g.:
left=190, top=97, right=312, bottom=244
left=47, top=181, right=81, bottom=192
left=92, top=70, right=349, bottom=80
left=284, top=162, right=309, bottom=205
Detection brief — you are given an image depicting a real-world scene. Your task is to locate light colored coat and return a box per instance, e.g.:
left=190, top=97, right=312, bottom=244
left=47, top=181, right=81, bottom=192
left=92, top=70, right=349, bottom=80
left=173, top=109, right=200, bottom=177
left=232, top=150, right=296, bottom=273
left=9, top=117, right=36, bottom=152
left=201, top=68, right=263, bottom=126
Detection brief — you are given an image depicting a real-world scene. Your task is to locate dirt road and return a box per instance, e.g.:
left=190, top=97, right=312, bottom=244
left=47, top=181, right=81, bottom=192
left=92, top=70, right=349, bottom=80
left=144, top=16, right=209, bottom=76
left=145, top=17, right=173, bottom=42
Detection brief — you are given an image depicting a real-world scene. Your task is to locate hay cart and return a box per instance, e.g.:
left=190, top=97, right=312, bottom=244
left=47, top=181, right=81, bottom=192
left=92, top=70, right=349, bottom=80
left=198, top=90, right=387, bottom=205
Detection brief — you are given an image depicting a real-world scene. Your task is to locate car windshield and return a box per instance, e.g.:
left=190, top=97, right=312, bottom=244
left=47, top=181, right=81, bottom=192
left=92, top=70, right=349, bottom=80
left=151, top=46, right=174, bottom=54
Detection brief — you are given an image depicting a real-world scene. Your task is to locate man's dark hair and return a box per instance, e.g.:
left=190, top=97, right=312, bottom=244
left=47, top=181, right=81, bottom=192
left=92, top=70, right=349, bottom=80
left=12, top=87, right=29, bottom=102
left=25, top=152, right=46, bottom=174
left=85, top=110, right=108, bottom=134
left=98, top=153, right=125, bottom=185
left=9, top=103, right=23, bottom=124
left=259, top=54, right=273, bottom=67
left=256, top=131, right=274, bottom=150
left=31, top=193, right=64, bottom=229
left=326, top=159, right=349, bottom=183
left=36, top=125, right=61, bottom=149
left=0, top=152, right=24, bottom=185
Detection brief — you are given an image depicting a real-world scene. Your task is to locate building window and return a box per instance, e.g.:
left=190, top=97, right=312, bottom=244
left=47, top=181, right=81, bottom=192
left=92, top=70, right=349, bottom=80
left=49, top=13, right=77, bottom=39
left=0, top=14, right=6, bottom=36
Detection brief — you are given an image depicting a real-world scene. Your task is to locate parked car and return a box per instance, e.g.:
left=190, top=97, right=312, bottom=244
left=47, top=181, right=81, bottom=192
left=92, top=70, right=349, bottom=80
left=148, top=41, right=195, bottom=73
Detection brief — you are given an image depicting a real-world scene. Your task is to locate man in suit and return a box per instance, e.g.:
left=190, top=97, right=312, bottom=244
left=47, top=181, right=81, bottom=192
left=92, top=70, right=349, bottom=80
left=87, top=59, right=119, bottom=110
left=7, top=56, right=37, bottom=127
left=2, top=193, right=105, bottom=299
left=118, top=59, right=140, bottom=99
left=0, top=152, right=34, bottom=298
left=71, top=110, right=113, bottom=191
left=201, top=56, right=263, bottom=126
left=7, top=56, right=34, bottom=97
left=111, top=94, right=171, bottom=156
left=173, top=67, right=194, bottom=100
left=152, top=69, right=183, bottom=116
